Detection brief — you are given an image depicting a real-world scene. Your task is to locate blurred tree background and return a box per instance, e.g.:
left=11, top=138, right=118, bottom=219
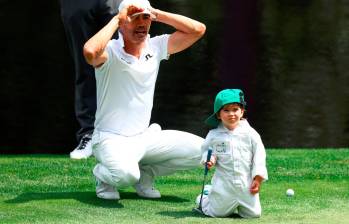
left=0, top=0, right=348, bottom=153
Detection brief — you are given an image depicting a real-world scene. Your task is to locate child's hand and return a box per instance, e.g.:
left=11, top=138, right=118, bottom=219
left=250, top=175, right=263, bottom=195
left=206, top=156, right=216, bottom=170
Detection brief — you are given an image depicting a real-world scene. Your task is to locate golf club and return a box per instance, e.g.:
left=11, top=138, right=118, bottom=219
left=193, top=147, right=212, bottom=215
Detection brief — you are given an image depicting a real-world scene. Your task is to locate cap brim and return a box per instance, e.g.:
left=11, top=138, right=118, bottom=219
left=205, top=113, right=220, bottom=127
left=130, top=10, right=155, bottom=19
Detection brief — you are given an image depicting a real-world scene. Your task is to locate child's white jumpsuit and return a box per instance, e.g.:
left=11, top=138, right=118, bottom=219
left=200, top=119, right=268, bottom=218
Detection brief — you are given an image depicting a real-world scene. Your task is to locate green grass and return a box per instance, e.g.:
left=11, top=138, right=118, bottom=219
left=0, top=149, right=348, bottom=224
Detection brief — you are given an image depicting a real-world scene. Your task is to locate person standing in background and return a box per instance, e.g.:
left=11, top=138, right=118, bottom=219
left=59, top=0, right=122, bottom=159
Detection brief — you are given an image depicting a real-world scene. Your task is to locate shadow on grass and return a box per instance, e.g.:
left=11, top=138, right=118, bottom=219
left=121, top=192, right=189, bottom=203
left=5, top=192, right=123, bottom=208
left=158, top=210, right=204, bottom=218
left=4, top=191, right=188, bottom=207
left=158, top=210, right=243, bottom=219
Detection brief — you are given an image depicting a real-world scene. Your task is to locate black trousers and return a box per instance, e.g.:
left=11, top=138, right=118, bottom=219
left=59, top=0, right=120, bottom=142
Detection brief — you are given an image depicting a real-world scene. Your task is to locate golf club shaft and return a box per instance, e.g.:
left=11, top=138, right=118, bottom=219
left=198, top=148, right=212, bottom=209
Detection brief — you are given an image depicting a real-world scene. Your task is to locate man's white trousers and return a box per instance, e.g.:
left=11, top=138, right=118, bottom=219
left=92, top=124, right=203, bottom=188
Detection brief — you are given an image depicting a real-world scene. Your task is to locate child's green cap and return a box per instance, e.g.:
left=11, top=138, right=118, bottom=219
left=205, top=89, right=246, bottom=127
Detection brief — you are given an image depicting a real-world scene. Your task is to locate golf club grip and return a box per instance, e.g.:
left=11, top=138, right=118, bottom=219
left=204, top=148, right=212, bottom=175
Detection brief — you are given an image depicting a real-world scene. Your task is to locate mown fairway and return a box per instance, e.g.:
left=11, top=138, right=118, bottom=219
left=1, top=149, right=348, bottom=224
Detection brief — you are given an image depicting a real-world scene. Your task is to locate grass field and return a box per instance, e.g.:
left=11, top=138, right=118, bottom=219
left=1, top=149, right=348, bottom=224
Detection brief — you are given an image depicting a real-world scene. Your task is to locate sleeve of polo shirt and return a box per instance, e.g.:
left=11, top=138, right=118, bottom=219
left=150, top=34, right=170, bottom=61
left=95, top=40, right=115, bottom=73
left=251, top=130, right=268, bottom=181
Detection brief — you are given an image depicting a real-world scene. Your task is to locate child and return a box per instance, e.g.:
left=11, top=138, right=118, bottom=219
left=197, top=89, right=268, bottom=218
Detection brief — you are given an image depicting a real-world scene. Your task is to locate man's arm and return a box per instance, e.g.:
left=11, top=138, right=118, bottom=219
left=151, top=9, right=206, bottom=55
left=83, top=5, right=141, bottom=67
left=83, top=15, right=120, bottom=68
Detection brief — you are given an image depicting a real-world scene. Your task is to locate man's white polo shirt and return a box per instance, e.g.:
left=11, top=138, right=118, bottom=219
left=94, top=34, right=169, bottom=136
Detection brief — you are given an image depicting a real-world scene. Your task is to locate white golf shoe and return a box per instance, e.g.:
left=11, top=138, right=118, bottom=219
left=195, top=194, right=202, bottom=206
left=95, top=177, right=120, bottom=200
left=134, top=170, right=161, bottom=198
left=195, top=194, right=209, bottom=206
left=134, top=182, right=161, bottom=199
left=70, top=134, right=93, bottom=159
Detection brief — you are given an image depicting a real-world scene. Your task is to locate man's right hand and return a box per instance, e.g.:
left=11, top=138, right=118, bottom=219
left=118, top=4, right=147, bottom=25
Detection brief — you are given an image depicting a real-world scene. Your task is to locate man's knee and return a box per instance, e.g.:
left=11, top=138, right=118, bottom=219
left=179, top=133, right=204, bottom=160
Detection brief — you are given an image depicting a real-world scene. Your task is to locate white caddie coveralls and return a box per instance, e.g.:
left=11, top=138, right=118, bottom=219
left=200, top=119, right=268, bottom=218
left=91, top=33, right=203, bottom=189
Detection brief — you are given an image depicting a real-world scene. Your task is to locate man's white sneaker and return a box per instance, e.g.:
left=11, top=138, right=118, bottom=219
left=70, top=134, right=93, bottom=159
left=135, top=167, right=161, bottom=198
left=96, top=177, right=120, bottom=200
left=134, top=183, right=161, bottom=199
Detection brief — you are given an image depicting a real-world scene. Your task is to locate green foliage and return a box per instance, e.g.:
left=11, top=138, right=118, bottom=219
left=0, top=149, right=348, bottom=224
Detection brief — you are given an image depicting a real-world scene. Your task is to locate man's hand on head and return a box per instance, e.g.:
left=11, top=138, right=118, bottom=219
left=148, top=7, right=159, bottom=21
left=127, top=5, right=144, bottom=17
left=118, top=4, right=144, bottom=24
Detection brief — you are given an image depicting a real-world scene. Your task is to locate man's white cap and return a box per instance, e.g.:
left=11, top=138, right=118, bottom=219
left=118, top=0, right=153, bottom=18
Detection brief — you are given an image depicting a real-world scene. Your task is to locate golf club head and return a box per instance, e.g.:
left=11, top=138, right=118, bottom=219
left=192, top=207, right=205, bottom=216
